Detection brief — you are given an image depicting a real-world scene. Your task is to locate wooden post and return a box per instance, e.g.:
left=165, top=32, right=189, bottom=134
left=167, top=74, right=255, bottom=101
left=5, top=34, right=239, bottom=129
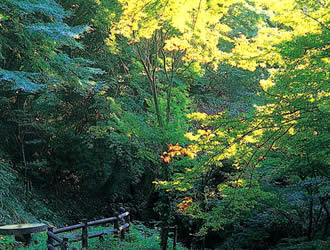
left=202, top=237, right=205, bottom=250
left=82, top=219, right=88, bottom=249
left=61, top=237, right=68, bottom=250
left=125, top=208, right=130, bottom=234
left=120, top=227, right=125, bottom=240
left=125, top=208, right=131, bottom=242
left=119, top=207, right=125, bottom=240
left=47, top=227, right=54, bottom=246
left=114, top=212, right=119, bottom=239
left=173, top=225, right=177, bottom=250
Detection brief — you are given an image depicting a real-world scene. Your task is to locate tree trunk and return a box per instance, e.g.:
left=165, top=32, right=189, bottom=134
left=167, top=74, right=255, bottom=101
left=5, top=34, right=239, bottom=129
left=166, top=82, right=172, bottom=124
left=307, top=194, right=313, bottom=240
left=151, top=79, right=163, bottom=128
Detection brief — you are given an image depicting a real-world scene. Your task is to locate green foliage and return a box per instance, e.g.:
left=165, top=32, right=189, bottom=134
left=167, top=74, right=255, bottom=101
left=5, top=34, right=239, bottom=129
left=0, top=156, right=15, bottom=215
left=192, top=64, right=265, bottom=114
left=0, top=70, right=42, bottom=92
left=93, top=222, right=186, bottom=250
left=9, top=0, right=70, bottom=21
left=26, top=23, right=88, bottom=49
left=272, top=238, right=330, bottom=250
left=0, top=0, right=102, bottom=92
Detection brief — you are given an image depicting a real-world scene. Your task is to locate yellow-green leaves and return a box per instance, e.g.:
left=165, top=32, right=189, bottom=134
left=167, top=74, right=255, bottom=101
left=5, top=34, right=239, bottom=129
left=108, top=0, right=244, bottom=66
left=101, top=0, right=329, bottom=72
left=227, top=0, right=329, bottom=70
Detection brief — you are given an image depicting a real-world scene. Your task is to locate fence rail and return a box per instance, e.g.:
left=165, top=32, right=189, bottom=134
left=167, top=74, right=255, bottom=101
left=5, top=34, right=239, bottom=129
left=47, top=207, right=130, bottom=249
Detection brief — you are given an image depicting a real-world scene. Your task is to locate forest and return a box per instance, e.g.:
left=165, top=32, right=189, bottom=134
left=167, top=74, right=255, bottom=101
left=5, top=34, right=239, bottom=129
left=0, top=0, right=329, bottom=249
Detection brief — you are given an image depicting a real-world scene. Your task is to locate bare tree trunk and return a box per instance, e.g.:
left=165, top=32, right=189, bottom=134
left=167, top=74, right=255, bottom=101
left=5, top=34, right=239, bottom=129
left=133, top=38, right=164, bottom=128
left=151, top=78, right=163, bottom=128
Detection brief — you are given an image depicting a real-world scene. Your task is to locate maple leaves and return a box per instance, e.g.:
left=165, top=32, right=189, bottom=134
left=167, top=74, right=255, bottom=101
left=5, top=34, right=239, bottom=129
left=160, top=143, right=197, bottom=164
left=178, top=196, right=193, bottom=211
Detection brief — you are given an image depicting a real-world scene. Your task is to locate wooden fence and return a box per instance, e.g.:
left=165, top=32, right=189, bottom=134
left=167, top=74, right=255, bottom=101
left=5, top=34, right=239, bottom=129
left=47, top=207, right=130, bottom=249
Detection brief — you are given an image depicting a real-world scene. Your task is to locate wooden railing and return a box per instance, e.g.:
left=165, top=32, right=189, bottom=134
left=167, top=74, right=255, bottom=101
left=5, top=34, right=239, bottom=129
left=47, top=207, right=130, bottom=249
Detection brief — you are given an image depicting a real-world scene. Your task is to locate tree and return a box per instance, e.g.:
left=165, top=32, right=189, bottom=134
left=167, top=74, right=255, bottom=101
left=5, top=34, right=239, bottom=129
left=95, top=0, right=250, bottom=128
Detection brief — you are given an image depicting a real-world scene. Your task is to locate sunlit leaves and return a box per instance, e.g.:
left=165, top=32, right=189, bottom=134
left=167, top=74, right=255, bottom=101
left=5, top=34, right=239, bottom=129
left=228, top=0, right=329, bottom=70
left=106, top=0, right=246, bottom=66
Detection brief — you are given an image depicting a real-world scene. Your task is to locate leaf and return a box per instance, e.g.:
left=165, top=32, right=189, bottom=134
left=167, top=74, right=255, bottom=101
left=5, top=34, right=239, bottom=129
left=26, top=23, right=90, bottom=49
left=0, top=69, right=43, bottom=92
